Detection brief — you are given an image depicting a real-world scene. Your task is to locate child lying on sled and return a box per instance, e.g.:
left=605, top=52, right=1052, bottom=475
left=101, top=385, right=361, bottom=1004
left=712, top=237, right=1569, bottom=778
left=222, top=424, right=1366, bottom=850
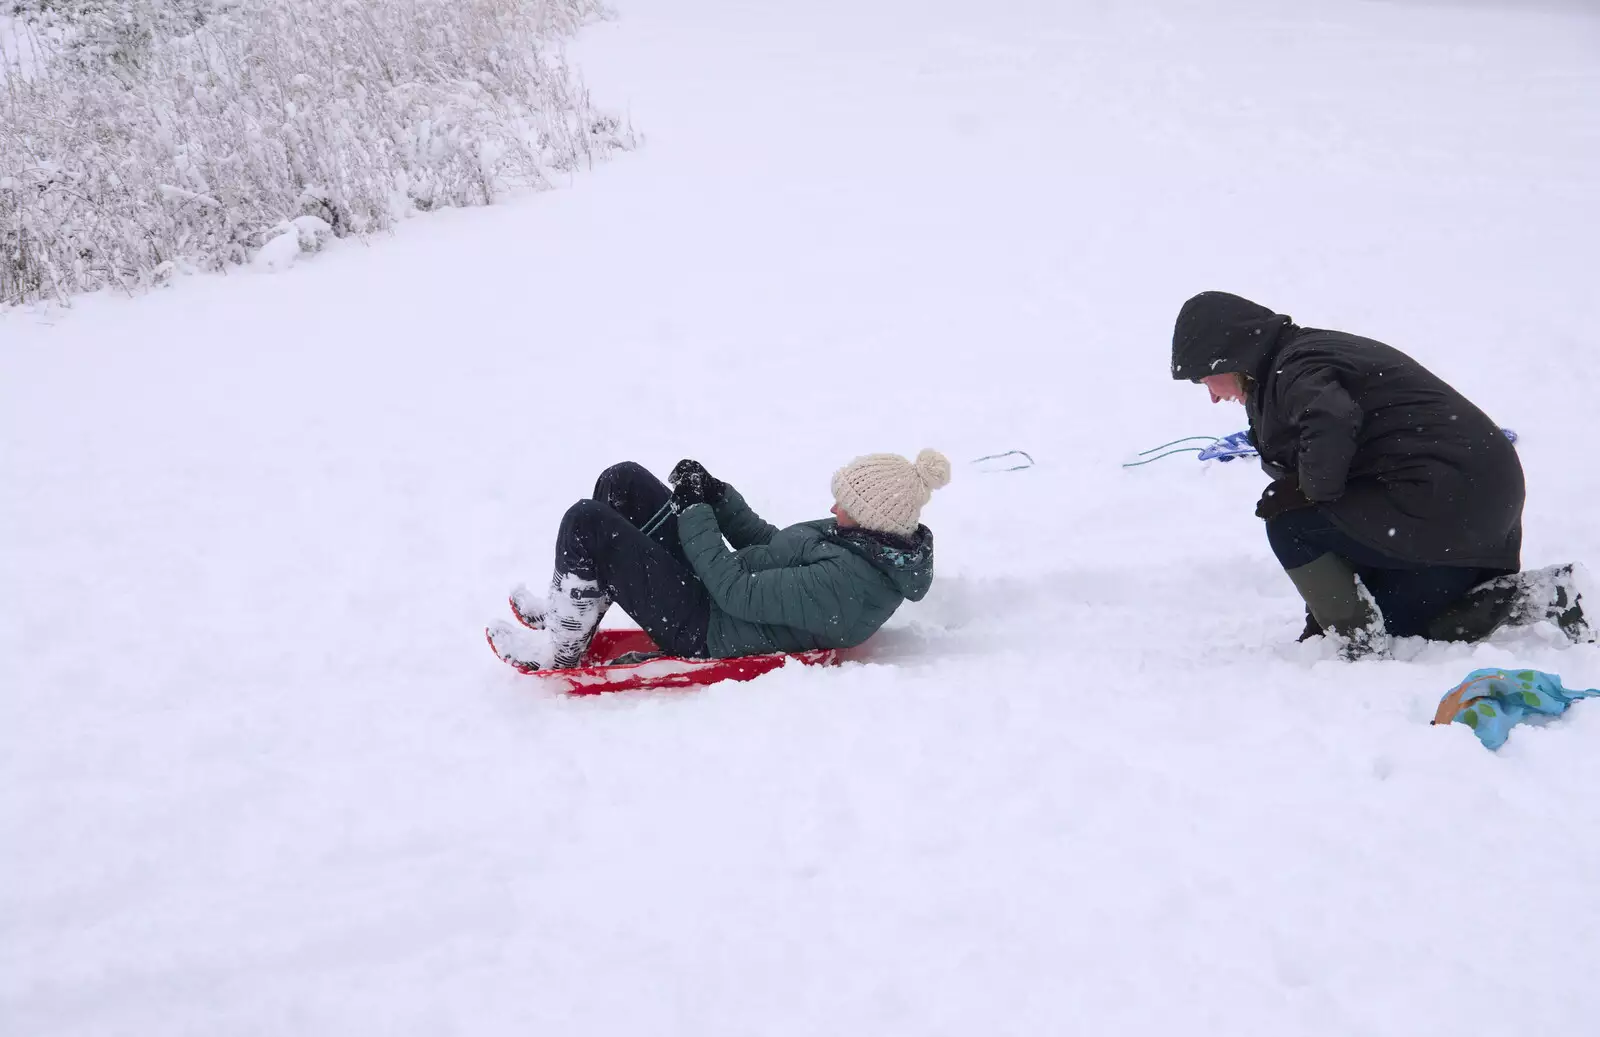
left=487, top=451, right=950, bottom=671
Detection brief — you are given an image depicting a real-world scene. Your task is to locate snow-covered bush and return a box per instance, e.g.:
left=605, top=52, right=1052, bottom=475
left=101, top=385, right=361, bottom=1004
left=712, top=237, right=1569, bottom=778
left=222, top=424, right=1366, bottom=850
left=7, top=1, right=223, bottom=72
left=0, top=0, right=632, bottom=305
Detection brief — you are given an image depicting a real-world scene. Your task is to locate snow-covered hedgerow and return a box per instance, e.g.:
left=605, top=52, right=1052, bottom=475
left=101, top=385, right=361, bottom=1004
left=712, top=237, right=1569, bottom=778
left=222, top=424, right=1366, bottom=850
left=0, top=0, right=633, bottom=305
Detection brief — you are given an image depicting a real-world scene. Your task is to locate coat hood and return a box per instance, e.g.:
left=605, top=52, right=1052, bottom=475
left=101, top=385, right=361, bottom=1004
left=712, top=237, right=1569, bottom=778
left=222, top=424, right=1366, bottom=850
left=830, top=524, right=934, bottom=601
left=1170, top=291, right=1295, bottom=383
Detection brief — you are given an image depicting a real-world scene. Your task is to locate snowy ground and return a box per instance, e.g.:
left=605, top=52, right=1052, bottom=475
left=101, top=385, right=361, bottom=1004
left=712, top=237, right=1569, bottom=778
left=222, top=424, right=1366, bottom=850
left=5, top=0, right=1600, bottom=1033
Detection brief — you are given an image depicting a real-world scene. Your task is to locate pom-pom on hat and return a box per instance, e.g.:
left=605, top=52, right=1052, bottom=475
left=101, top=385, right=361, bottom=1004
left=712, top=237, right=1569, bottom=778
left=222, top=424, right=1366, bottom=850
left=831, top=449, right=951, bottom=537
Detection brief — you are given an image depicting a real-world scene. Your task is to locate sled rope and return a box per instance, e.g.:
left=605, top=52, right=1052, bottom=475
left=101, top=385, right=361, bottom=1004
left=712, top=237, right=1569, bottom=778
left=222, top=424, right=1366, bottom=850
left=1124, top=426, right=1516, bottom=470
left=643, top=449, right=1045, bottom=533
left=639, top=499, right=676, bottom=538
left=971, top=450, right=1036, bottom=471
left=1120, top=436, right=1220, bottom=467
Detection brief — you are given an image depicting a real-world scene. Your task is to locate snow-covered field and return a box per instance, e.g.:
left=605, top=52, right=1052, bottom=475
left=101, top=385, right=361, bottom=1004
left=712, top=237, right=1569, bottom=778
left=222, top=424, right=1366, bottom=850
left=4, top=0, right=1599, bottom=1033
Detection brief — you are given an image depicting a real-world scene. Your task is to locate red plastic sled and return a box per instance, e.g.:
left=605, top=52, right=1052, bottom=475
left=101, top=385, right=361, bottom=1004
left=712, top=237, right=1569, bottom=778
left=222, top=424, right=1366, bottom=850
left=508, top=628, right=842, bottom=695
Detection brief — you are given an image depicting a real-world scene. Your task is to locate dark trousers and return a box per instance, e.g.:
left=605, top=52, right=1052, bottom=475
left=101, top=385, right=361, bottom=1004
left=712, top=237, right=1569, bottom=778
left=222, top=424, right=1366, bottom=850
left=554, top=462, right=712, bottom=657
left=1266, top=507, right=1491, bottom=638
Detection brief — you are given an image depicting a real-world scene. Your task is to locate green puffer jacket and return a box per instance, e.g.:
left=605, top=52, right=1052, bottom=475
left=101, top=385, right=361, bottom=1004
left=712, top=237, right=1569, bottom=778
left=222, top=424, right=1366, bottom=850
left=676, top=486, right=935, bottom=658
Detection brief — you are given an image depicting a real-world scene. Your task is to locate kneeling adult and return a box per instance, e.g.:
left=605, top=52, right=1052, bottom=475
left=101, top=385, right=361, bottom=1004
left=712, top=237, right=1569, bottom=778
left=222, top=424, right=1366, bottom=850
left=1170, top=291, right=1588, bottom=656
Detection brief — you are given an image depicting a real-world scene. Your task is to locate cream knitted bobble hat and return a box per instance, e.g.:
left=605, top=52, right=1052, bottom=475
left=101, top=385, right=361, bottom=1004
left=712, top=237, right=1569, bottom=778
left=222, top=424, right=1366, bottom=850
left=830, top=449, right=952, bottom=537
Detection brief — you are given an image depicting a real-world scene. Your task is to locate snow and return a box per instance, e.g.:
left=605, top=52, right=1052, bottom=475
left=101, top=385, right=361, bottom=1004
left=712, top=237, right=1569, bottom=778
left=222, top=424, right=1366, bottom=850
left=251, top=227, right=305, bottom=273
left=4, top=0, right=1600, bottom=1033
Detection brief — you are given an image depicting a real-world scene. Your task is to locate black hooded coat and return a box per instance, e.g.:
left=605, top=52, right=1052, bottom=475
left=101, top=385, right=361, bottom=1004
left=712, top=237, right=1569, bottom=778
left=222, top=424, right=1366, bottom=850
left=1171, top=292, right=1523, bottom=572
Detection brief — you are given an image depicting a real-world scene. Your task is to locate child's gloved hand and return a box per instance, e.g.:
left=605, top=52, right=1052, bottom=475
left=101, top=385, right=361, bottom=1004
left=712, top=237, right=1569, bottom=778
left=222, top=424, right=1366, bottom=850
left=668, top=459, right=726, bottom=509
left=1255, top=477, right=1313, bottom=520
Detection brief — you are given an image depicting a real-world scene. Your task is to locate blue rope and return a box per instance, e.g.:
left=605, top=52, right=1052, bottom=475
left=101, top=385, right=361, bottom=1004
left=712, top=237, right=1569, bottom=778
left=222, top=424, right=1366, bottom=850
left=1135, top=436, right=1222, bottom=454
left=638, top=499, right=676, bottom=537
left=971, top=450, right=1036, bottom=471
left=1121, top=446, right=1207, bottom=467
left=1121, top=436, right=1222, bottom=469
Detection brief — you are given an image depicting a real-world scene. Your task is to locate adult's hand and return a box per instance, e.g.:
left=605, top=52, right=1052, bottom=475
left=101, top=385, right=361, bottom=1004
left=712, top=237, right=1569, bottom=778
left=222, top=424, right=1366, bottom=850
left=1255, top=477, right=1314, bottom=521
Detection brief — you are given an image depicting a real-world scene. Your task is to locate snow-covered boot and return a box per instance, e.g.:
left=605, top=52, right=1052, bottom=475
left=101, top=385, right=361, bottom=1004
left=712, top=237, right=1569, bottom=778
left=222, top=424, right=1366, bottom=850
left=509, top=575, right=559, bottom=630
left=1426, top=563, right=1594, bottom=645
left=547, top=573, right=610, bottom=670
left=1333, top=582, right=1389, bottom=662
left=491, top=574, right=610, bottom=672
left=1546, top=564, right=1595, bottom=644
left=486, top=620, right=554, bottom=673
left=1512, top=563, right=1594, bottom=644
left=1285, top=553, right=1389, bottom=660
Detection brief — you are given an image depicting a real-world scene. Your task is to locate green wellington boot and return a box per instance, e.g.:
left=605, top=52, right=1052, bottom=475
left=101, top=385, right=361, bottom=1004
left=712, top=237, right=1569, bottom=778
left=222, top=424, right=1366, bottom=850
left=1284, top=553, right=1388, bottom=660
